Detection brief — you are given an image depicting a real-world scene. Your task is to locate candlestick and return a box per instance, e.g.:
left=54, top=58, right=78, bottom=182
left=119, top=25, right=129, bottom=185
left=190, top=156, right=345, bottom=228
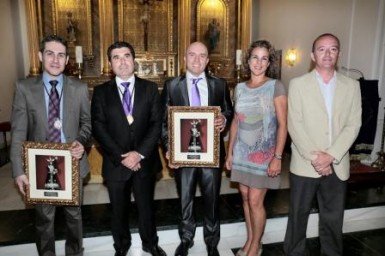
left=77, top=63, right=83, bottom=80
left=75, top=46, right=83, bottom=64
left=236, top=64, right=241, bottom=83
left=153, top=62, right=158, bottom=76
left=236, top=49, right=242, bottom=66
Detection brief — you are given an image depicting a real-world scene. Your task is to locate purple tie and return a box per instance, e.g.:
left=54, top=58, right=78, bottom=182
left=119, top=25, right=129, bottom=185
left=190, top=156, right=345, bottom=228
left=48, top=80, right=61, bottom=142
left=191, top=78, right=202, bottom=106
left=121, top=82, right=132, bottom=115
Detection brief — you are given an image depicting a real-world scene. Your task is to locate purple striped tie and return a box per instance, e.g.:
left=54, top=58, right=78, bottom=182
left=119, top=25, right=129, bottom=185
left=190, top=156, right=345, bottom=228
left=48, top=80, right=61, bottom=142
left=191, top=78, right=202, bottom=106
left=121, top=82, right=132, bottom=115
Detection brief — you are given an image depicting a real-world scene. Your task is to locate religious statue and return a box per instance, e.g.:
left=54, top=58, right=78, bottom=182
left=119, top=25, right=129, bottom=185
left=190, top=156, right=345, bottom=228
left=66, top=12, right=77, bottom=42
left=139, top=0, right=150, bottom=51
left=206, top=18, right=221, bottom=52
left=44, top=156, right=60, bottom=190
left=188, top=120, right=202, bottom=153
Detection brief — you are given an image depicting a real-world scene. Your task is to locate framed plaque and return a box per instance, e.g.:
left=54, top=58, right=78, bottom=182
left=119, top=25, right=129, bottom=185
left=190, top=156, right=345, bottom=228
left=168, top=106, right=220, bottom=167
left=23, top=142, right=80, bottom=206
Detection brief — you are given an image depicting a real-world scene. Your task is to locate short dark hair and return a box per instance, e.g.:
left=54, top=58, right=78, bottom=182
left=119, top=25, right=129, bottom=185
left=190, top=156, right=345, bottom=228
left=39, top=35, right=68, bottom=54
left=107, top=41, right=135, bottom=61
left=312, top=33, right=340, bottom=52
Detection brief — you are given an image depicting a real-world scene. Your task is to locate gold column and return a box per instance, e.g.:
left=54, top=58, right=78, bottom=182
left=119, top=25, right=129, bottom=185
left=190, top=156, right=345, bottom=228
left=240, top=0, right=251, bottom=52
left=178, top=0, right=191, bottom=74
left=237, top=0, right=242, bottom=49
left=99, top=0, right=114, bottom=76
left=25, top=0, right=41, bottom=76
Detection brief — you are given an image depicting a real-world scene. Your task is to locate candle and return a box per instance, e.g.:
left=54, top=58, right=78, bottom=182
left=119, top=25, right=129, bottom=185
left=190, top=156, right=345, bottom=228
left=153, top=62, right=158, bottom=75
left=75, top=46, right=83, bottom=64
left=236, top=49, right=242, bottom=66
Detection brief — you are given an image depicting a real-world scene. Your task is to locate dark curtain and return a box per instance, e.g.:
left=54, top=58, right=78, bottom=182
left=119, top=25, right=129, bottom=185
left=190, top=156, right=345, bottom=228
left=350, top=78, right=380, bottom=159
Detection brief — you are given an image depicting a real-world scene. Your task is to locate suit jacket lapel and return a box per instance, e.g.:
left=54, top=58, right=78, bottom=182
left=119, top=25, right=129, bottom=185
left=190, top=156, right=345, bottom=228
left=31, top=76, right=49, bottom=132
left=308, top=70, right=328, bottom=115
left=132, top=78, right=141, bottom=119
left=179, top=76, right=190, bottom=106
left=332, top=73, right=346, bottom=118
left=62, top=76, right=72, bottom=135
left=111, top=80, right=124, bottom=111
left=206, top=76, right=215, bottom=106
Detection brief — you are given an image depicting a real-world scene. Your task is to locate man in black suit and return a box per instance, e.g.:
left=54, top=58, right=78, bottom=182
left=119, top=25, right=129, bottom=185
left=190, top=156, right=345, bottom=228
left=91, top=41, right=166, bottom=256
left=160, top=41, right=233, bottom=256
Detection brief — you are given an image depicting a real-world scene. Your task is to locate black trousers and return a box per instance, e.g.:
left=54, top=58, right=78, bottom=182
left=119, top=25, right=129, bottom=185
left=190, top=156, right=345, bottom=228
left=35, top=182, right=84, bottom=256
left=106, top=173, right=159, bottom=252
left=174, top=167, right=222, bottom=247
left=284, top=172, right=347, bottom=256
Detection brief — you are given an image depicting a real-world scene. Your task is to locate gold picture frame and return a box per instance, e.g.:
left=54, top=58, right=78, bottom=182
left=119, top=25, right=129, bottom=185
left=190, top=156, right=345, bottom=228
left=168, top=106, right=220, bottom=167
left=23, top=142, right=80, bottom=206
left=135, top=58, right=167, bottom=78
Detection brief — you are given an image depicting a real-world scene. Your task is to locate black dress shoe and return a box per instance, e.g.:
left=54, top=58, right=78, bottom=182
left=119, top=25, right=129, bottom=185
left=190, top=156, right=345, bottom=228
left=207, top=246, right=220, bottom=256
left=143, top=245, right=167, bottom=256
left=114, top=244, right=130, bottom=256
left=114, top=248, right=129, bottom=256
left=174, top=241, right=194, bottom=256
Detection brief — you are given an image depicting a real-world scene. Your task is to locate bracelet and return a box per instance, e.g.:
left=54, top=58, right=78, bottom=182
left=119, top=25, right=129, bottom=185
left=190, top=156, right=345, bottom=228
left=273, top=154, right=282, bottom=160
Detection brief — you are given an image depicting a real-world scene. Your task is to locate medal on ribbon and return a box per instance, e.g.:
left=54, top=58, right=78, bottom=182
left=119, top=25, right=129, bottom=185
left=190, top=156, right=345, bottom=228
left=127, top=115, right=134, bottom=125
left=54, top=118, right=62, bottom=130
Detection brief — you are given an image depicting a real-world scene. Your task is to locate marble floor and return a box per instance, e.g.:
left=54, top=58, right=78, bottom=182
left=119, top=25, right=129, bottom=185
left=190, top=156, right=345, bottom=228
left=0, top=156, right=385, bottom=255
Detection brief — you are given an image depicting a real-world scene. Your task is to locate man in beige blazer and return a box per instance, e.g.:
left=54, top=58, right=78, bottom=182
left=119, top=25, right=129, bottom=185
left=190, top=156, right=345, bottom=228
left=284, top=33, right=362, bottom=255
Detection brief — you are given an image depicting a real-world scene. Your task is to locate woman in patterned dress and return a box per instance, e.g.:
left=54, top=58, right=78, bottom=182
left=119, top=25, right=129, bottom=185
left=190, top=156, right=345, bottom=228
left=225, top=40, right=288, bottom=256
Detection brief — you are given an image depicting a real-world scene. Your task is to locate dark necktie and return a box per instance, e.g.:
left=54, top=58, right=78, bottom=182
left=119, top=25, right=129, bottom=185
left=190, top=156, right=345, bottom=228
left=121, top=82, right=132, bottom=116
left=48, top=80, right=61, bottom=143
left=191, top=78, right=202, bottom=106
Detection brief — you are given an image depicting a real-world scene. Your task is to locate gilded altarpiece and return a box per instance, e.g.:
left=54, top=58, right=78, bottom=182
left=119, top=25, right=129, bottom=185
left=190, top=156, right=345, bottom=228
left=24, top=0, right=251, bottom=181
left=37, top=0, right=94, bottom=76
left=51, top=0, right=93, bottom=56
left=117, top=0, right=176, bottom=79
left=197, top=0, right=228, bottom=57
left=30, top=0, right=246, bottom=86
left=195, top=0, right=234, bottom=83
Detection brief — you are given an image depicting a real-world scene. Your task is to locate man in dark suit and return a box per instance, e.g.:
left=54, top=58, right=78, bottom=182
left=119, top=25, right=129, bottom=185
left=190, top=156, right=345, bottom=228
left=160, top=41, right=233, bottom=256
left=91, top=41, right=166, bottom=256
left=11, top=34, right=91, bottom=256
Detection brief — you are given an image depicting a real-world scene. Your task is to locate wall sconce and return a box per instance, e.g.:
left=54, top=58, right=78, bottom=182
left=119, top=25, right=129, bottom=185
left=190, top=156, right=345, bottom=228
left=285, top=48, right=298, bottom=67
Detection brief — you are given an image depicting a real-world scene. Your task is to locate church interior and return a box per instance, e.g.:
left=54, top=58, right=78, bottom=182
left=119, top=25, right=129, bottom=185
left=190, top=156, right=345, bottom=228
left=0, top=0, right=385, bottom=255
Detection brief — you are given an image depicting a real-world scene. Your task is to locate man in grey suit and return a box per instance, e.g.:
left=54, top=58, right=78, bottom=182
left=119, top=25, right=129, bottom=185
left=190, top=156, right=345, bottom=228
left=284, top=33, right=362, bottom=255
left=10, top=35, right=91, bottom=256
left=160, top=42, right=233, bottom=256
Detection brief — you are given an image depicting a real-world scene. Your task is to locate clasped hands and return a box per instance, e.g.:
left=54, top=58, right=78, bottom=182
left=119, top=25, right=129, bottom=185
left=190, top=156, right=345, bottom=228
left=121, top=151, right=142, bottom=171
left=311, top=151, right=334, bottom=176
